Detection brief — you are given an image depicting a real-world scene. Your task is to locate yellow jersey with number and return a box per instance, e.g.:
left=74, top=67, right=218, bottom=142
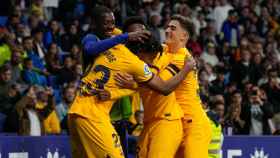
left=161, top=47, right=207, bottom=121
left=68, top=44, right=153, bottom=122
left=139, top=52, right=183, bottom=123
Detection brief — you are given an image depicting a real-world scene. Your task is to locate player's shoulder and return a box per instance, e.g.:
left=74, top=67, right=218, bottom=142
left=81, top=34, right=99, bottom=45
left=112, top=44, right=143, bottom=64
left=113, top=28, right=122, bottom=35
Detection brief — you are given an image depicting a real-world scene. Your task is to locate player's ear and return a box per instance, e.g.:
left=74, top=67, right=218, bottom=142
left=181, top=30, right=189, bottom=42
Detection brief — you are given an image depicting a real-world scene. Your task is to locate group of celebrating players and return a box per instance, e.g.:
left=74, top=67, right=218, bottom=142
left=67, top=5, right=212, bottom=158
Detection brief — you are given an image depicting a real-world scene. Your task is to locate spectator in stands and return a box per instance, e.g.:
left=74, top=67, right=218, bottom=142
left=149, top=14, right=162, bottom=43
left=13, top=86, right=52, bottom=136
left=212, top=0, right=233, bottom=32
left=0, top=83, right=21, bottom=115
left=22, top=58, right=47, bottom=86
left=242, top=86, right=274, bottom=135
left=6, top=14, right=21, bottom=33
left=200, top=42, right=219, bottom=67
left=262, top=69, right=280, bottom=113
left=199, top=19, right=218, bottom=47
left=36, top=87, right=61, bottom=134
left=15, top=23, right=30, bottom=43
left=228, top=90, right=243, bottom=111
left=257, top=6, right=278, bottom=37
left=28, top=14, right=45, bottom=31
left=10, top=47, right=23, bottom=83
left=56, top=56, right=76, bottom=86
left=209, top=66, right=227, bottom=95
left=210, top=101, right=225, bottom=126
left=45, top=43, right=61, bottom=74
left=224, top=82, right=238, bottom=106
left=74, top=64, right=83, bottom=82
left=23, top=36, right=46, bottom=71
left=56, top=86, right=75, bottom=122
left=61, top=23, right=81, bottom=52
left=250, top=52, right=263, bottom=85
left=230, top=48, right=254, bottom=89
left=221, top=9, right=240, bottom=47
left=224, top=102, right=245, bottom=135
left=30, top=0, right=45, bottom=21
left=69, top=44, right=82, bottom=65
left=198, top=68, right=211, bottom=97
left=43, top=19, right=61, bottom=48
left=32, top=27, right=46, bottom=60
left=0, top=64, right=14, bottom=96
left=0, top=28, right=12, bottom=66
left=272, top=114, right=280, bottom=135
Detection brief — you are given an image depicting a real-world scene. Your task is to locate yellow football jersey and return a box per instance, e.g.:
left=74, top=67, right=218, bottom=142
left=161, top=47, right=206, bottom=121
left=139, top=52, right=183, bottom=123
left=113, top=28, right=122, bottom=35
left=68, top=44, right=153, bottom=122
left=36, top=102, right=61, bottom=134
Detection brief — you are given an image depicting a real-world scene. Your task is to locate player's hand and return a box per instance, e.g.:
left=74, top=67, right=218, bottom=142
left=127, top=30, right=151, bottom=43
left=96, top=89, right=111, bottom=101
left=115, top=72, right=137, bottom=89
left=183, top=56, right=196, bottom=71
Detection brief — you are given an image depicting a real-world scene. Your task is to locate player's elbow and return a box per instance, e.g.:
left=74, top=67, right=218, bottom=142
left=158, top=87, right=172, bottom=96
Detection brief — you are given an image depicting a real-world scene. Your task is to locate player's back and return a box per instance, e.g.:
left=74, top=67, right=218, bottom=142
left=69, top=44, right=152, bottom=122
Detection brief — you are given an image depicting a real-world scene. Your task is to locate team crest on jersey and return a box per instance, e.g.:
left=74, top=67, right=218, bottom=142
left=144, top=64, right=152, bottom=76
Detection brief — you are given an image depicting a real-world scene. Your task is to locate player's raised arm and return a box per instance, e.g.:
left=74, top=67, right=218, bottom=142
left=146, top=57, right=195, bottom=95
left=82, top=31, right=150, bottom=56
left=116, top=57, right=195, bottom=96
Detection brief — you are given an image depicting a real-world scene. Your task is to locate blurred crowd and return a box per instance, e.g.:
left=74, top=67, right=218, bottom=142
left=0, top=0, right=280, bottom=136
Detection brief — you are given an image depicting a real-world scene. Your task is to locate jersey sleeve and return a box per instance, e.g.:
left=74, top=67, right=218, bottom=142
left=82, top=33, right=128, bottom=56
left=130, top=59, right=154, bottom=83
left=160, top=63, right=181, bottom=81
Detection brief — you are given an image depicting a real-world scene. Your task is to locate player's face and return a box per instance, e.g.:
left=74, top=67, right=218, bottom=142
left=165, top=20, right=187, bottom=46
left=98, top=12, right=115, bottom=38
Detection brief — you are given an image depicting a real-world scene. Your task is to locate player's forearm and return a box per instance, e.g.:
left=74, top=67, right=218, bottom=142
left=148, top=66, right=191, bottom=96
left=160, top=67, right=191, bottom=95
left=84, top=33, right=128, bottom=56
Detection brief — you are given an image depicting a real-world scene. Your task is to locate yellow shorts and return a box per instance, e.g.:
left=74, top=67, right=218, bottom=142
left=137, top=119, right=183, bottom=158
left=68, top=114, right=124, bottom=158
left=176, top=118, right=212, bottom=158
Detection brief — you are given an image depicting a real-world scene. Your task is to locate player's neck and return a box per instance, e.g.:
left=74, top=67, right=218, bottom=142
left=167, top=43, right=185, bottom=54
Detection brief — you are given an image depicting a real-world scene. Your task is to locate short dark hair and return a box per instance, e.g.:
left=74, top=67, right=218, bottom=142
left=231, top=90, right=241, bottom=96
left=23, top=57, right=32, bottom=64
left=91, top=6, right=112, bottom=23
left=123, top=16, right=162, bottom=55
left=126, top=35, right=163, bottom=55
left=209, top=100, right=224, bottom=110
left=228, top=9, right=238, bottom=17
left=171, top=14, right=195, bottom=37
left=31, top=27, right=44, bottom=36
left=123, top=16, right=146, bottom=32
left=0, top=64, right=11, bottom=73
left=22, top=36, right=33, bottom=42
